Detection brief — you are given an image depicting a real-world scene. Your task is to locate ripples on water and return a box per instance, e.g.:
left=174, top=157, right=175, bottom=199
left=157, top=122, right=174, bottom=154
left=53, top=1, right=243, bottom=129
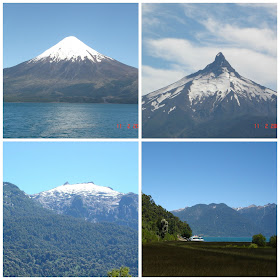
left=4, top=103, right=138, bottom=138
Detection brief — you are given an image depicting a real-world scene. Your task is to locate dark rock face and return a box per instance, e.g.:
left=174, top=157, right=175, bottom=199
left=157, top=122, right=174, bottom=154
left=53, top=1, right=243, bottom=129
left=117, top=193, right=138, bottom=228
left=143, top=53, right=276, bottom=138
left=172, top=203, right=277, bottom=237
left=64, top=196, right=89, bottom=219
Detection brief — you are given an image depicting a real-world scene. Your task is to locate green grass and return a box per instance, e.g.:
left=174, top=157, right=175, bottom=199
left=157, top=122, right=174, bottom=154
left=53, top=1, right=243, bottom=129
left=142, top=241, right=277, bottom=276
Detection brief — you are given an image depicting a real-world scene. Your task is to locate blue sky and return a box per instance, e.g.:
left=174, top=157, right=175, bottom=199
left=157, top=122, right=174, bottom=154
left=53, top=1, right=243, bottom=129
left=142, top=142, right=277, bottom=211
left=4, top=142, right=138, bottom=195
left=142, top=4, right=277, bottom=94
left=4, top=3, right=138, bottom=68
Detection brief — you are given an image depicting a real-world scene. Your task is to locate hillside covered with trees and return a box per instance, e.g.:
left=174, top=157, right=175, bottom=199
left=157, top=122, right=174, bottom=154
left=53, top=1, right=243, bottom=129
left=4, top=182, right=138, bottom=277
left=142, top=193, right=192, bottom=242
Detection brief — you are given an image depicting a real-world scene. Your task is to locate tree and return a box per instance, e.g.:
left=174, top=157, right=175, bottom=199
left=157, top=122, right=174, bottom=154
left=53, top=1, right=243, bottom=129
left=160, top=219, right=168, bottom=238
left=181, top=227, right=192, bottom=239
left=252, top=234, right=266, bottom=247
left=269, top=235, right=277, bottom=248
left=107, top=266, right=132, bottom=277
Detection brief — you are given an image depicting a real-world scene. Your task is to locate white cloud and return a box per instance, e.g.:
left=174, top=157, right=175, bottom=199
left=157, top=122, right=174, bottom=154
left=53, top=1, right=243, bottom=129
left=145, top=38, right=219, bottom=71
left=142, top=65, right=186, bottom=95
left=142, top=17, right=161, bottom=27
left=202, top=18, right=276, bottom=56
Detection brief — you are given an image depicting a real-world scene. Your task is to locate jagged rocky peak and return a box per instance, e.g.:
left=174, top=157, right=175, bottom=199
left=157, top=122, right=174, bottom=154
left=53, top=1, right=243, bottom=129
left=203, top=52, right=238, bottom=76
left=213, top=52, right=230, bottom=66
left=215, top=52, right=226, bottom=62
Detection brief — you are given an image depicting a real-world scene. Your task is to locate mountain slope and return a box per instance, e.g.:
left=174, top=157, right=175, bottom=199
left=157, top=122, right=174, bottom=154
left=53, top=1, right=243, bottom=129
left=172, top=203, right=276, bottom=237
left=30, top=182, right=138, bottom=230
left=235, top=204, right=277, bottom=237
left=4, top=36, right=138, bottom=103
left=143, top=53, right=276, bottom=138
left=4, top=182, right=138, bottom=277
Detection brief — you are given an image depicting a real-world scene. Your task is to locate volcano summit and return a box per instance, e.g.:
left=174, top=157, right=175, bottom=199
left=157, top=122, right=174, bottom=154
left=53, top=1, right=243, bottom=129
left=142, top=53, right=276, bottom=138
left=4, top=36, right=138, bottom=103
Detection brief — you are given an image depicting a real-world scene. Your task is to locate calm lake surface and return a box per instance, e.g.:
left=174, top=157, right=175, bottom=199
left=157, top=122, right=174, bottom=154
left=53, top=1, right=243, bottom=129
left=204, top=237, right=266, bottom=242
left=4, top=103, right=138, bottom=138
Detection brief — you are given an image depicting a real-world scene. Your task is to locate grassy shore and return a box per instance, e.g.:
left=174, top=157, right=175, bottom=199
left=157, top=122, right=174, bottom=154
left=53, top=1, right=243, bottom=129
left=142, top=241, right=277, bottom=276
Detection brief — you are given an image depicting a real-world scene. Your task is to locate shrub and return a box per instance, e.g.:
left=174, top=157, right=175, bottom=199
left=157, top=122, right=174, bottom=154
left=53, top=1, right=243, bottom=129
left=142, top=228, right=159, bottom=243
left=269, top=235, right=277, bottom=248
left=249, top=243, right=258, bottom=248
left=107, top=266, right=132, bottom=277
left=252, top=234, right=266, bottom=247
left=163, top=233, right=177, bottom=241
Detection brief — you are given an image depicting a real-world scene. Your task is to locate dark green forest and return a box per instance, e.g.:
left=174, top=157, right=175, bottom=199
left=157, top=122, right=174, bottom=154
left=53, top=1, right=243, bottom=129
left=4, top=183, right=138, bottom=277
left=142, top=193, right=192, bottom=242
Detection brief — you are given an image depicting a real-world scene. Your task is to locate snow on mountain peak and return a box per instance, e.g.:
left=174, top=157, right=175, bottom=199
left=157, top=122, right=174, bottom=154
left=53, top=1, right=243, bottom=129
left=35, top=182, right=122, bottom=198
left=172, top=206, right=189, bottom=212
left=234, top=204, right=277, bottom=211
left=143, top=52, right=276, bottom=112
left=30, top=36, right=114, bottom=63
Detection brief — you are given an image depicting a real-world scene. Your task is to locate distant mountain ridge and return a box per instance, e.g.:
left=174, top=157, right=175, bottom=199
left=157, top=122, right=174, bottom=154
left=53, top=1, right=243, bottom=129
left=172, top=202, right=276, bottom=237
left=233, top=203, right=274, bottom=211
left=234, top=203, right=277, bottom=237
left=4, top=36, right=138, bottom=103
left=143, top=52, right=276, bottom=138
left=30, top=182, right=138, bottom=229
left=4, top=182, right=138, bottom=277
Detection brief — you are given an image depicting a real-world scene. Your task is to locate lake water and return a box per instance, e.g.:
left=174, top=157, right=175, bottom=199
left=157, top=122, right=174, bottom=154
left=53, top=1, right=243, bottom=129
left=204, top=237, right=270, bottom=242
left=4, top=103, right=138, bottom=138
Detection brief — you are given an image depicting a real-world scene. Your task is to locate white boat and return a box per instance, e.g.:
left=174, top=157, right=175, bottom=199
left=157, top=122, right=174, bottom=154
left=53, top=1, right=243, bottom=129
left=189, top=235, right=204, bottom=242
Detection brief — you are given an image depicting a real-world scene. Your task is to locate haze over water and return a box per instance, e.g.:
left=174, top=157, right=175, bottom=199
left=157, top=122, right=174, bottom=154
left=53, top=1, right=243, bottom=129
left=4, top=103, right=138, bottom=138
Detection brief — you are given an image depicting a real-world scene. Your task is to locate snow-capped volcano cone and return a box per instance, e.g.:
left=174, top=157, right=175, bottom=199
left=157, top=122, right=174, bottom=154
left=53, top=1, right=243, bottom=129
left=4, top=36, right=138, bottom=103
left=30, top=36, right=113, bottom=63
left=142, top=52, right=276, bottom=138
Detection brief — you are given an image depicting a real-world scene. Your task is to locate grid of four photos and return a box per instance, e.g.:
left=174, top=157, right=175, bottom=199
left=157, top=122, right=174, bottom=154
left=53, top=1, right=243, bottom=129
left=3, top=2, right=277, bottom=277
